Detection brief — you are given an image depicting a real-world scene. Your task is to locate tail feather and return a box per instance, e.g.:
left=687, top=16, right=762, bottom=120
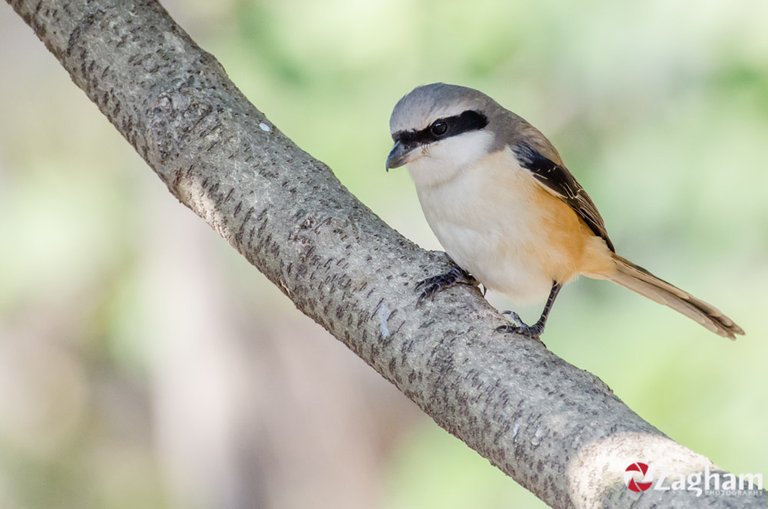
left=608, top=255, right=744, bottom=339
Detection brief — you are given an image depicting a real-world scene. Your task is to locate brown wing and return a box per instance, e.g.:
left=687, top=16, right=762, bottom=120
left=512, top=141, right=615, bottom=252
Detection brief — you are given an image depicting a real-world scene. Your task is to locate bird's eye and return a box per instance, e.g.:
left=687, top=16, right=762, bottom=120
left=430, top=120, right=448, bottom=137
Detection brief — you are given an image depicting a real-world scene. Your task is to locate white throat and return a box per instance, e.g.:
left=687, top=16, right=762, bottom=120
left=405, top=130, right=495, bottom=189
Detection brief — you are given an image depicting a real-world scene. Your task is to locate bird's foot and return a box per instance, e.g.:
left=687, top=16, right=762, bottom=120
left=497, top=311, right=545, bottom=340
left=501, top=310, right=526, bottom=327
left=416, top=265, right=477, bottom=302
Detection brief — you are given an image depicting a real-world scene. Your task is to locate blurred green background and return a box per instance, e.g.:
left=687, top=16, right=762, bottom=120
left=1, top=0, right=766, bottom=508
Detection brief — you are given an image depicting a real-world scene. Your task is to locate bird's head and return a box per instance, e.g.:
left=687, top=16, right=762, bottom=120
left=386, top=83, right=499, bottom=185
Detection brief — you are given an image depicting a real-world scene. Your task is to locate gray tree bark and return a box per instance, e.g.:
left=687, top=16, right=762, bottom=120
left=5, top=1, right=763, bottom=508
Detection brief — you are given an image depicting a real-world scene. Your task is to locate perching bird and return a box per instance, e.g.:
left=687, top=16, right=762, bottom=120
left=386, top=83, right=744, bottom=340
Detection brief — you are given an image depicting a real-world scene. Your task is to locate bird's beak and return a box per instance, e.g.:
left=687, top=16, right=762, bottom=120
left=385, top=141, right=417, bottom=171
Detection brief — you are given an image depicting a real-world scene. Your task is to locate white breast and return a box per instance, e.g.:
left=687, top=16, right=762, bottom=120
left=409, top=148, right=557, bottom=304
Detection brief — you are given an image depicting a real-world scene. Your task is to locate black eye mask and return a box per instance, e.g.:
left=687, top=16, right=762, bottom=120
left=393, top=110, right=488, bottom=148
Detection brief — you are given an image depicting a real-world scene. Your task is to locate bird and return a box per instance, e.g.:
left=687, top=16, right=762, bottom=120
left=385, top=82, right=744, bottom=340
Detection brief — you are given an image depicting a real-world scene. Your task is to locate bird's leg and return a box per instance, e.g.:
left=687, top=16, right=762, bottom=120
left=497, top=282, right=562, bottom=339
left=416, top=263, right=477, bottom=302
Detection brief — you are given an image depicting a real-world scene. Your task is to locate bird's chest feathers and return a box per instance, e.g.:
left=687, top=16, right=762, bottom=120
left=416, top=151, right=543, bottom=255
left=412, top=150, right=585, bottom=301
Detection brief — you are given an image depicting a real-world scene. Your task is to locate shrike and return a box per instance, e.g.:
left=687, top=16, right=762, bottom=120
left=386, top=83, right=743, bottom=340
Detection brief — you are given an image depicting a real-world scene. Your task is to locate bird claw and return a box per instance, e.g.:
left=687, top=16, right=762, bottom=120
left=497, top=312, right=545, bottom=341
left=416, top=265, right=476, bottom=302
left=495, top=323, right=545, bottom=341
left=501, top=310, right=526, bottom=327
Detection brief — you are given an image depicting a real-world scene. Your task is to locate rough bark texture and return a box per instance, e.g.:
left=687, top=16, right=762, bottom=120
left=5, top=1, right=763, bottom=508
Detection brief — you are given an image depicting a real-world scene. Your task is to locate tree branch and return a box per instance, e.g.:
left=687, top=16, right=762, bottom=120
left=6, top=1, right=762, bottom=507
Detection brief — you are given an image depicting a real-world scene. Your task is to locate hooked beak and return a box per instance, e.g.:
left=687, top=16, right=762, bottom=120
left=385, top=141, right=418, bottom=171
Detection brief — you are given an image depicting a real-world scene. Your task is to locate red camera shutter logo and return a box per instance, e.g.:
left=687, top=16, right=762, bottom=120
left=624, top=462, right=653, bottom=492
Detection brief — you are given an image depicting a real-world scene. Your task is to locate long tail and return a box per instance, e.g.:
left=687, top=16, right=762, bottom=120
left=608, top=255, right=744, bottom=339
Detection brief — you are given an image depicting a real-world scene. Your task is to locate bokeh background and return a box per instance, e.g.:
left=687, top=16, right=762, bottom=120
left=1, top=0, right=767, bottom=508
